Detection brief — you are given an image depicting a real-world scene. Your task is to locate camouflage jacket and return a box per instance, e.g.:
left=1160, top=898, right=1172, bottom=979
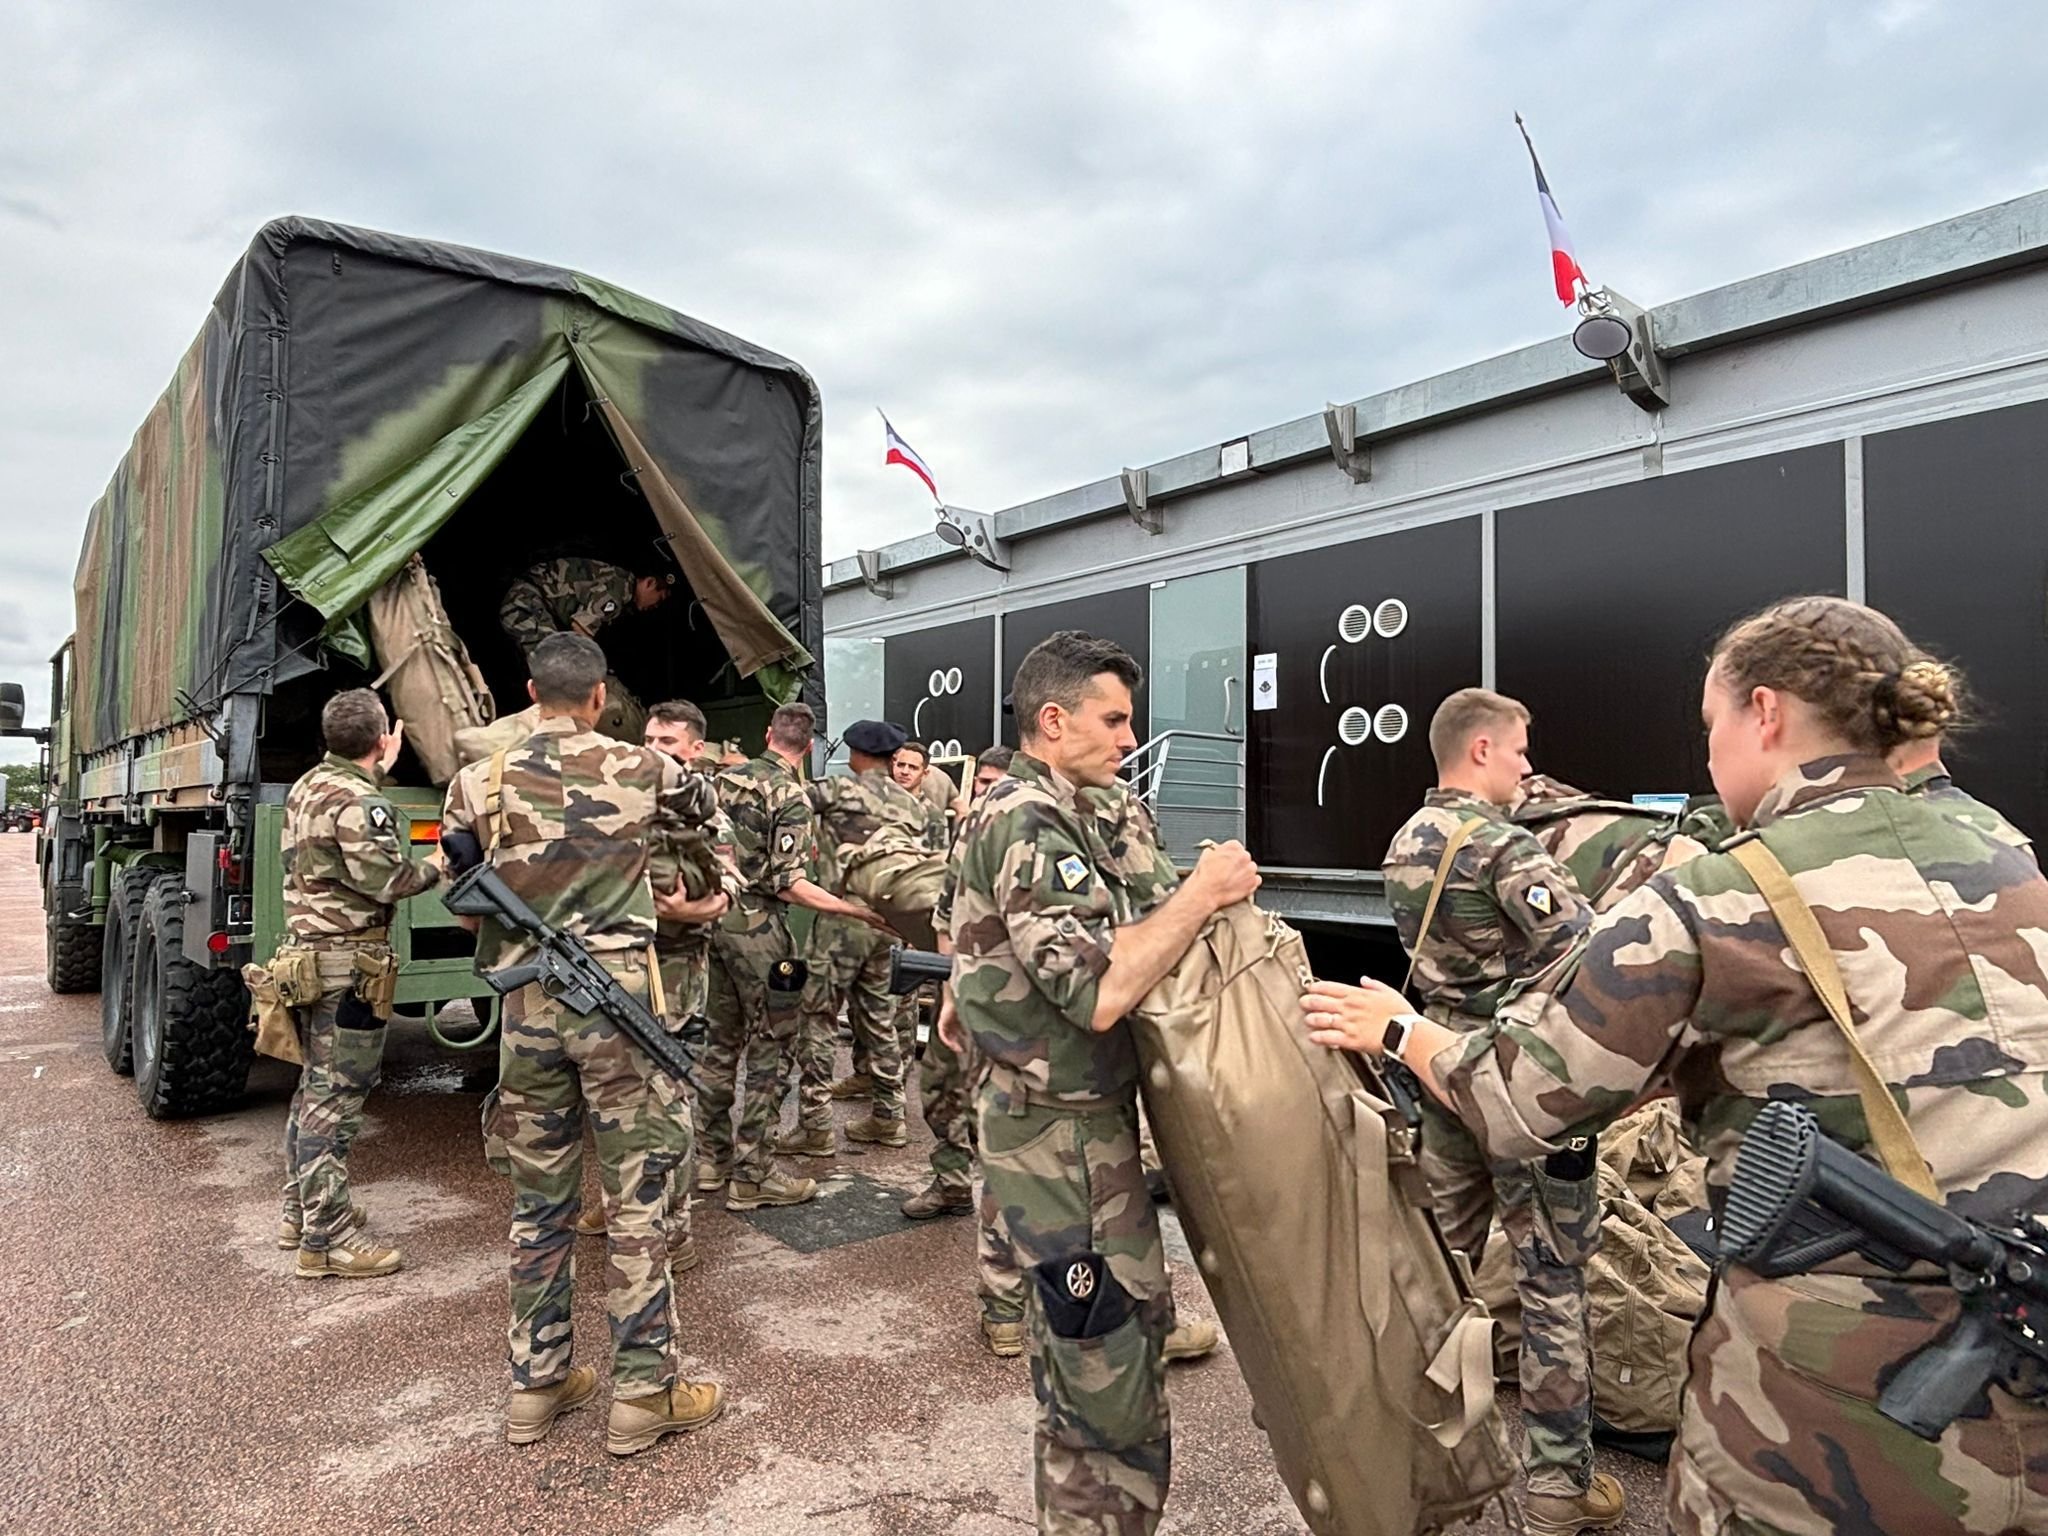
left=949, top=752, right=1180, bottom=1105
left=913, top=768, right=954, bottom=849
left=1382, top=788, right=1591, bottom=1022
left=281, top=754, right=440, bottom=946
left=651, top=748, right=744, bottom=953
left=713, top=750, right=815, bottom=929
left=1902, top=761, right=2034, bottom=856
left=807, top=766, right=932, bottom=889
left=440, top=715, right=703, bottom=968
left=497, top=557, right=636, bottom=655
left=1511, top=774, right=1710, bottom=913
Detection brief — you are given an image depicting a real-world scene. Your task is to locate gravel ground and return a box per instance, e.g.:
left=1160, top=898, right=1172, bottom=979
left=0, top=835, right=1667, bottom=1534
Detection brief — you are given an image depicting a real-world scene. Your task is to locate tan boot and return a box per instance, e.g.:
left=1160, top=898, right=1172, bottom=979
left=669, top=1239, right=701, bottom=1277
left=826, top=1072, right=873, bottom=1101
left=844, top=1114, right=908, bottom=1148
left=574, top=1203, right=608, bottom=1237
left=1162, top=1318, right=1220, bottom=1363
left=275, top=1201, right=366, bottom=1251
left=1522, top=1473, right=1628, bottom=1536
left=505, top=1364, right=598, bottom=1445
left=296, top=1228, right=403, bottom=1279
left=980, top=1316, right=1026, bottom=1358
left=900, top=1181, right=973, bottom=1220
left=695, top=1158, right=730, bottom=1193
left=725, top=1168, right=818, bottom=1210
left=606, top=1380, right=727, bottom=1456
left=773, top=1126, right=836, bottom=1160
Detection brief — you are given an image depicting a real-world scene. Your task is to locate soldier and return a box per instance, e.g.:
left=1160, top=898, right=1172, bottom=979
left=442, top=634, right=722, bottom=1455
left=697, top=701, right=890, bottom=1208
left=951, top=630, right=1259, bottom=1534
left=275, top=690, right=441, bottom=1279
left=1306, top=596, right=2048, bottom=1536
left=894, top=740, right=954, bottom=846
left=1890, top=730, right=2034, bottom=855
left=497, top=556, right=674, bottom=657
left=777, top=718, right=930, bottom=1161
left=901, top=744, right=1012, bottom=1222
left=1379, top=688, right=1623, bottom=1536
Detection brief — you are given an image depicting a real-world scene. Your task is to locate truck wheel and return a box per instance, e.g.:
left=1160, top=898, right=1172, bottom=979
left=132, top=874, right=252, bottom=1120
left=99, top=869, right=152, bottom=1074
left=46, top=916, right=103, bottom=996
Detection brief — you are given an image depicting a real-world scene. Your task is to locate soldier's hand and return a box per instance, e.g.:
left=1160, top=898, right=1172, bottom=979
left=937, top=996, right=966, bottom=1053
left=847, top=901, right=896, bottom=934
left=379, top=720, right=406, bottom=774
left=1300, top=977, right=1409, bottom=1055
left=656, top=885, right=729, bottom=923
left=1188, top=839, right=1260, bottom=914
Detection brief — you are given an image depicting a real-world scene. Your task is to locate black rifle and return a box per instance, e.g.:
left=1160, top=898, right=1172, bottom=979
left=1720, top=1098, right=2048, bottom=1439
left=888, top=946, right=950, bottom=996
left=440, top=853, right=703, bottom=1096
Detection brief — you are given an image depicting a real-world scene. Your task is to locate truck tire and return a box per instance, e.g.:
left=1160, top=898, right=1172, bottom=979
left=100, top=868, right=152, bottom=1074
left=132, top=873, right=252, bottom=1120
left=46, top=916, right=102, bottom=996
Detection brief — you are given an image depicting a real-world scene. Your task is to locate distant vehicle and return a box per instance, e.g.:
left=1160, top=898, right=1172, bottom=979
left=6, top=219, right=822, bottom=1119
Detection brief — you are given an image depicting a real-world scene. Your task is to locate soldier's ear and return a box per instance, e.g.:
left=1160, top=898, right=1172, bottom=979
left=526, top=680, right=540, bottom=707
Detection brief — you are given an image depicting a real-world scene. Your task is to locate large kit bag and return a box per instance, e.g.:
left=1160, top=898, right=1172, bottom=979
left=1511, top=774, right=1709, bottom=913
left=808, top=776, right=946, bottom=949
left=369, top=554, right=496, bottom=785
left=1131, top=901, right=1514, bottom=1536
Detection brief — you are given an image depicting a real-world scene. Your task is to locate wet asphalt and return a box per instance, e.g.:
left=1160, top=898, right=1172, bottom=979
left=0, top=836, right=1666, bottom=1534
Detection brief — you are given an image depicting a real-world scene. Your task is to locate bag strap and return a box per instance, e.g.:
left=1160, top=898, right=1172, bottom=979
left=484, top=750, right=509, bottom=852
left=646, top=942, right=668, bottom=1026
left=1728, top=838, right=1939, bottom=1200
left=1402, top=817, right=1486, bottom=994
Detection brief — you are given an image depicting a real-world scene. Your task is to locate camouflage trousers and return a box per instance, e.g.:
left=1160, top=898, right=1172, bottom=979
left=979, top=1084, right=1171, bottom=1536
left=794, top=915, right=899, bottom=1129
left=1668, top=1267, right=2048, bottom=1535
left=279, top=992, right=386, bottom=1251
left=919, top=1019, right=978, bottom=1196
left=1420, top=1099, right=1598, bottom=1498
left=698, top=913, right=798, bottom=1184
left=481, top=954, right=687, bottom=1399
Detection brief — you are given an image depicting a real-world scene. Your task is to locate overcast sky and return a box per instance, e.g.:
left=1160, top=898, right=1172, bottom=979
left=2, top=0, right=2044, bottom=759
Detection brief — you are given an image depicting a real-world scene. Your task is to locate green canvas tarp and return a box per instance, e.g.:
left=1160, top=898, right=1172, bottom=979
left=72, top=217, right=822, bottom=755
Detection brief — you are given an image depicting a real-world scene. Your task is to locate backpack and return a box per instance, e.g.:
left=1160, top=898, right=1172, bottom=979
left=1132, top=901, right=1515, bottom=1534
left=367, top=553, right=495, bottom=784
left=1511, top=774, right=1709, bottom=912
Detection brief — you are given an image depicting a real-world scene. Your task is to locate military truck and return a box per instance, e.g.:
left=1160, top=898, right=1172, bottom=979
left=11, top=219, right=822, bottom=1118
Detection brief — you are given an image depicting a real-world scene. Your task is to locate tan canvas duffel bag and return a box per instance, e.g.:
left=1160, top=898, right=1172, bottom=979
left=1131, top=900, right=1514, bottom=1535
left=369, top=554, right=495, bottom=785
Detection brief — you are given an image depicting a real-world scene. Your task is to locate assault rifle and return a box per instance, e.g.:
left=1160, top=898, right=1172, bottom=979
left=888, top=946, right=950, bottom=996
left=1721, top=1099, right=2048, bottom=1439
left=439, top=836, right=703, bottom=1094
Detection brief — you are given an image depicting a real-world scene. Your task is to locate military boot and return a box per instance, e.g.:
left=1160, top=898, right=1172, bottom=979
left=669, top=1239, right=701, bottom=1277
left=900, top=1181, right=973, bottom=1220
left=1522, top=1474, right=1628, bottom=1536
left=826, top=1072, right=874, bottom=1101
left=296, top=1228, right=403, bottom=1279
left=725, top=1169, right=818, bottom=1210
left=276, top=1201, right=367, bottom=1251
left=606, top=1380, right=727, bottom=1456
left=574, top=1203, right=608, bottom=1237
left=774, top=1125, right=836, bottom=1160
left=1162, top=1319, right=1220, bottom=1363
left=505, top=1365, right=598, bottom=1445
left=980, top=1316, right=1026, bottom=1358
left=844, top=1114, right=908, bottom=1148
left=695, top=1158, right=731, bottom=1193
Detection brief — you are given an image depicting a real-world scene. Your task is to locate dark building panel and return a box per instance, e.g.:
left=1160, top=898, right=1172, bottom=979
left=1249, top=518, right=1483, bottom=869
left=999, top=588, right=1153, bottom=748
left=1866, top=398, right=2048, bottom=841
left=884, top=617, right=995, bottom=758
left=1497, top=447, right=1845, bottom=799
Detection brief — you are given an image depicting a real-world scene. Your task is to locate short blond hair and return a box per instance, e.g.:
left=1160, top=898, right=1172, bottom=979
left=1428, top=688, right=1530, bottom=771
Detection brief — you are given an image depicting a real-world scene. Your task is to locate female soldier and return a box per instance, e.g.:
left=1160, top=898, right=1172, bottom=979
left=1301, top=596, right=2048, bottom=1536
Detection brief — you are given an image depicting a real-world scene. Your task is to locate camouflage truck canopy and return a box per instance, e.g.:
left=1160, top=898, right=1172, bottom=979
left=73, top=217, right=821, bottom=757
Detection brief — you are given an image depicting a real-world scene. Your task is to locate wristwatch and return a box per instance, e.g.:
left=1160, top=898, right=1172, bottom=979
left=1381, top=1011, right=1425, bottom=1062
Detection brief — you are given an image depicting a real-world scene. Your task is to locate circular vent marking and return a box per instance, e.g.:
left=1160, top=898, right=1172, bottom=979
left=1373, top=599, right=1409, bottom=638
left=1338, top=604, right=1372, bottom=643
left=1373, top=704, right=1409, bottom=743
left=1337, top=707, right=1372, bottom=746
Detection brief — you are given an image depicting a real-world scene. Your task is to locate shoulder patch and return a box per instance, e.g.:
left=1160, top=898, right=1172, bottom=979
left=366, top=802, right=394, bottom=832
left=1055, top=853, right=1091, bottom=893
left=600, top=599, right=618, bottom=617
left=778, top=831, right=798, bottom=854
left=1525, top=883, right=1554, bottom=917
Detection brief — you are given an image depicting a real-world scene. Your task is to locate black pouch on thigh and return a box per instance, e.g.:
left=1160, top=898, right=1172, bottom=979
left=1533, top=1133, right=1602, bottom=1267
left=1030, top=1251, right=1166, bottom=1452
left=335, top=989, right=384, bottom=1032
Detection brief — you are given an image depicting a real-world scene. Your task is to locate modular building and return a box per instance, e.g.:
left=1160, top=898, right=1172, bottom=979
left=822, top=189, right=2048, bottom=955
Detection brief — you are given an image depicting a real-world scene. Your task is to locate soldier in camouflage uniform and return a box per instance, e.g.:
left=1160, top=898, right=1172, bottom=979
left=275, top=690, right=442, bottom=1279
left=1381, top=688, right=1624, bottom=1536
left=779, top=719, right=930, bottom=1159
left=903, top=744, right=1013, bottom=1221
left=441, top=634, right=724, bottom=1456
left=1892, top=732, right=2035, bottom=856
left=697, top=702, right=890, bottom=1208
left=951, top=631, right=1259, bottom=1535
left=1308, top=596, right=2048, bottom=1536
left=497, top=556, right=674, bottom=656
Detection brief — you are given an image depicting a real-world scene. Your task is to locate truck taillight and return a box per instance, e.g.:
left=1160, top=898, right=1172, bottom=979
left=206, top=931, right=231, bottom=955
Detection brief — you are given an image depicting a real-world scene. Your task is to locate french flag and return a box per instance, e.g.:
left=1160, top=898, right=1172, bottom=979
left=1516, top=113, right=1586, bottom=306
left=880, top=412, right=941, bottom=502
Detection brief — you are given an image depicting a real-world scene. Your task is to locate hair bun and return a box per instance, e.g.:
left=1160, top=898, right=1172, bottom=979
left=1888, top=658, right=1959, bottom=739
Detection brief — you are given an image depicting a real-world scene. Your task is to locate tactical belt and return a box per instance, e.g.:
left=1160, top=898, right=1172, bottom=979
left=982, top=1060, right=1131, bottom=1117
left=286, top=929, right=391, bottom=951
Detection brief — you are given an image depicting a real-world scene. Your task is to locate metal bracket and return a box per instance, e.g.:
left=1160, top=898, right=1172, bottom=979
left=1323, top=403, right=1372, bottom=484
left=1121, top=467, right=1162, bottom=534
left=1591, top=289, right=1672, bottom=413
left=855, top=548, right=893, bottom=600
left=934, top=505, right=1011, bottom=573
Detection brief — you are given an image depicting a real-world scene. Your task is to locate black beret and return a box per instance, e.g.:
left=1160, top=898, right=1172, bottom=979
left=844, top=719, right=909, bottom=757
